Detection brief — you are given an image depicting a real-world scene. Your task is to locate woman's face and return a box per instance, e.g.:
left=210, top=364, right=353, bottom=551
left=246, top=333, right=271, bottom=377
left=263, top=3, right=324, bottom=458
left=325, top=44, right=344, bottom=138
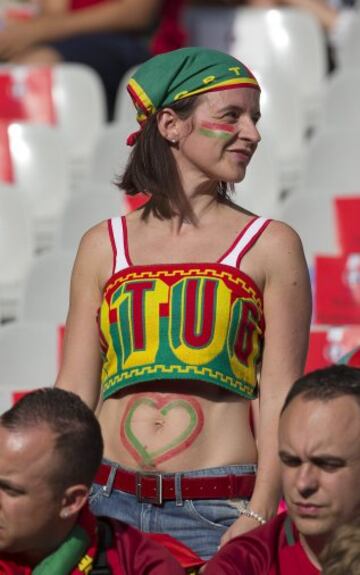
left=175, top=87, right=261, bottom=185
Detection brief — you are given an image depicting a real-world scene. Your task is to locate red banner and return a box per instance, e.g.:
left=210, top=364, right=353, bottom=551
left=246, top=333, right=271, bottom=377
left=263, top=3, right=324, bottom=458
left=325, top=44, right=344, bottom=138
left=0, top=122, right=14, bottom=183
left=305, top=326, right=360, bottom=373
left=315, top=254, right=360, bottom=325
left=0, top=68, right=56, bottom=124
left=335, top=196, right=360, bottom=254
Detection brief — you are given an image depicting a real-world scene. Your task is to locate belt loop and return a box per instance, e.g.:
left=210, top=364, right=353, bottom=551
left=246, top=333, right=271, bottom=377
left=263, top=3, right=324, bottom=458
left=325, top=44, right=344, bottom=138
left=175, top=472, right=184, bottom=507
left=102, top=464, right=117, bottom=498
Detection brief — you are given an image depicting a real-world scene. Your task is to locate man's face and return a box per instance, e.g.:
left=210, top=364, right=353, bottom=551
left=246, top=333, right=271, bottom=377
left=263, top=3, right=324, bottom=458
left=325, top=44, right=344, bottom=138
left=0, top=424, right=63, bottom=560
left=279, top=395, right=360, bottom=540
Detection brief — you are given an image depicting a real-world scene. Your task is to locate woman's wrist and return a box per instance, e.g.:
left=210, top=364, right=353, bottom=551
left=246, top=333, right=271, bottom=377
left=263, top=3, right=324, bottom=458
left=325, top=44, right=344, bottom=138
left=245, top=494, right=280, bottom=522
left=240, top=506, right=267, bottom=526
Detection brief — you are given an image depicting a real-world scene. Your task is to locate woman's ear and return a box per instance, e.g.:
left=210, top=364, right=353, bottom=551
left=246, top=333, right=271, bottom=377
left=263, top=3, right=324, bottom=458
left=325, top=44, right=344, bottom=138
left=157, top=108, right=181, bottom=144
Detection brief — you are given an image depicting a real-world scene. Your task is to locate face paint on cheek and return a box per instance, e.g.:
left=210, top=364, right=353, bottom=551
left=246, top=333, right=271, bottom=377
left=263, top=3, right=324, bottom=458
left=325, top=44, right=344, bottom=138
left=198, top=120, right=237, bottom=140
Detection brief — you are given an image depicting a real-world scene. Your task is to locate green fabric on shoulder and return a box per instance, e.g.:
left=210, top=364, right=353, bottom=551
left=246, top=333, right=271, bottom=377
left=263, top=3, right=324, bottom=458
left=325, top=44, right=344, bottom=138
left=33, top=524, right=90, bottom=575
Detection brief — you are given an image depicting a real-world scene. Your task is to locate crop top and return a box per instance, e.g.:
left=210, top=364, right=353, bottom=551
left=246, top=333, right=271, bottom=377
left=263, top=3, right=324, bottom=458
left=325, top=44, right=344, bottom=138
left=98, top=216, right=271, bottom=400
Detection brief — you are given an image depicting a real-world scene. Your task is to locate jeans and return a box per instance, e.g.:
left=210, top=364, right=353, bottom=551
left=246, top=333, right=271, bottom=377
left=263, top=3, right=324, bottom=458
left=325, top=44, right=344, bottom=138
left=89, top=459, right=257, bottom=560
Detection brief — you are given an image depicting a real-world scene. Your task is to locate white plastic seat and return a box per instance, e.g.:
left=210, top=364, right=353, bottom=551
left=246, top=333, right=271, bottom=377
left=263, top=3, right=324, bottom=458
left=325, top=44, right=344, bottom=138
left=0, top=64, right=107, bottom=190
left=184, top=5, right=327, bottom=131
left=88, top=123, right=132, bottom=186
left=0, top=184, right=34, bottom=320
left=338, top=14, right=360, bottom=69
left=7, top=122, right=70, bottom=251
left=52, top=64, right=107, bottom=188
left=0, top=322, right=60, bottom=407
left=18, top=251, right=75, bottom=324
left=52, top=64, right=107, bottom=159
left=277, top=191, right=339, bottom=266
left=299, top=128, right=360, bottom=199
left=254, top=67, right=305, bottom=192
left=113, top=65, right=139, bottom=130
left=231, top=8, right=327, bottom=130
left=55, top=187, right=124, bottom=252
left=234, top=134, right=282, bottom=218
left=317, top=68, right=360, bottom=132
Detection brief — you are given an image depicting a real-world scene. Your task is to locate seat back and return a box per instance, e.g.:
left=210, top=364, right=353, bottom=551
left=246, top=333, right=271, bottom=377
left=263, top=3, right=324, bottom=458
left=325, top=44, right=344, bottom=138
left=317, top=68, right=360, bottom=132
left=7, top=122, right=70, bottom=250
left=53, top=64, right=107, bottom=160
left=89, top=124, right=132, bottom=186
left=231, top=8, right=327, bottom=129
left=184, top=5, right=327, bottom=130
left=113, top=65, right=139, bottom=130
left=338, top=14, right=360, bottom=69
left=234, top=134, right=282, bottom=218
left=19, top=251, right=75, bottom=323
left=0, top=321, right=61, bottom=412
left=55, top=187, right=124, bottom=252
left=0, top=185, right=34, bottom=319
left=254, top=67, right=305, bottom=190
left=300, top=128, right=360, bottom=198
left=277, top=191, right=338, bottom=265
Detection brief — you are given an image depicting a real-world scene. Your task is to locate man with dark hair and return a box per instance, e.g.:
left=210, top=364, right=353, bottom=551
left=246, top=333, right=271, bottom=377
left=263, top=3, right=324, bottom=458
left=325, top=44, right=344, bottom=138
left=204, top=365, right=360, bottom=574
left=0, top=388, right=184, bottom=574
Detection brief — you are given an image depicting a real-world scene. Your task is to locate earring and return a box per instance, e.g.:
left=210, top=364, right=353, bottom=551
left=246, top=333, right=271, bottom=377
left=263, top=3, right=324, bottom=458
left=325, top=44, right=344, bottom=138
left=169, top=138, right=177, bottom=144
left=62, top=510, right=69, bottom=518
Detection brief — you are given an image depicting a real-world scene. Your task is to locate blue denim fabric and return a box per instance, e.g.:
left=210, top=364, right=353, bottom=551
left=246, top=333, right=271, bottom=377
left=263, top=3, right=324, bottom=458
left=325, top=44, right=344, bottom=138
left=89, top=459, right=256, bottom=560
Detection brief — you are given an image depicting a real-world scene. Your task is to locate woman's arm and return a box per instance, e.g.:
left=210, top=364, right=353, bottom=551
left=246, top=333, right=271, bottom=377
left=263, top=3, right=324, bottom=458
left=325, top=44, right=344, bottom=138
left=0, top=0, right=162, bottom=60
left=38, top=0, right=163, bottom=35
left=55, top=224, right=108, bottom=410
left=221, top=221, right=312, bottom=545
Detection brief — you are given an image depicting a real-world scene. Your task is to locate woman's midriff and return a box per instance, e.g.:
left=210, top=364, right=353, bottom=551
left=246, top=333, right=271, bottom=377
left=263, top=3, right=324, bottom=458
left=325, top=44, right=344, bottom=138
left=97, top=380, right=258, bottom=472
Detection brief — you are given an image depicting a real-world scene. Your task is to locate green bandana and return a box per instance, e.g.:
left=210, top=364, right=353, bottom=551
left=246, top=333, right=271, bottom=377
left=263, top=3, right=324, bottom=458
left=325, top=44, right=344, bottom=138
left=126, top=46, right=260, bottom=144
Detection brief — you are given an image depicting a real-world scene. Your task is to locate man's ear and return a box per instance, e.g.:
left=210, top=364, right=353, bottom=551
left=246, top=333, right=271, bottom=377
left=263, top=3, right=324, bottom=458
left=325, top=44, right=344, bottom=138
left=59, top=485, right=89, bottom=519
left=157, top=107, right=182, bottom=143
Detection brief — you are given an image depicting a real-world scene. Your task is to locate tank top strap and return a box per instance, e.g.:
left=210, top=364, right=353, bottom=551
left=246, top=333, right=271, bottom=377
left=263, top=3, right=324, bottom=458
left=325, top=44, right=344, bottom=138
left=220, top=216, right=271, bottom=268
left=107, top=216, right=130, bottom=274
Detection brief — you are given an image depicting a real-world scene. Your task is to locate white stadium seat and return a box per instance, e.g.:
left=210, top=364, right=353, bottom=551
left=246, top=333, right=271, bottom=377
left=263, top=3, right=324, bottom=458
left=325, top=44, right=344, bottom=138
left=18, top=251, right=75, bottom=324
left=0, top=184, right=34, bottom=320
left=7, top=122, right=70, bottom=251
left=0, top=321, right=60, bottom=414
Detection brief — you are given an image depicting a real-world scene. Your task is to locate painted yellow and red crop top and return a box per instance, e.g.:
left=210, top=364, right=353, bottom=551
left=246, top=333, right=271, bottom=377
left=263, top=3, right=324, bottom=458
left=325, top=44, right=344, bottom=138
left=98, top=216, right=270, bottom=400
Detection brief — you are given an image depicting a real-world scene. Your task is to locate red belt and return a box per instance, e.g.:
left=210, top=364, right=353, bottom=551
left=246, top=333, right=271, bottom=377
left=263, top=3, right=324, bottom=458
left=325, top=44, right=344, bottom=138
left=94, top=463, right=255, bottom=506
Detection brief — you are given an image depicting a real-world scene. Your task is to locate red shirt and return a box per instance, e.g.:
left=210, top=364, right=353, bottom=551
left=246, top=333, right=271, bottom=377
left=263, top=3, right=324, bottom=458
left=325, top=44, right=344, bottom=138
left=69, top=0, right=186, bottom=54
left=203, top=512, right=320, bottom=575
left=0, top=519, right=185, bottom=575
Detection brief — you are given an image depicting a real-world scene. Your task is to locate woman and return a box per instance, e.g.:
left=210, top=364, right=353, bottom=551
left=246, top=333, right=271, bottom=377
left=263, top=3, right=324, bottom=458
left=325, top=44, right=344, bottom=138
left=56, top=47, right=312, bottom=560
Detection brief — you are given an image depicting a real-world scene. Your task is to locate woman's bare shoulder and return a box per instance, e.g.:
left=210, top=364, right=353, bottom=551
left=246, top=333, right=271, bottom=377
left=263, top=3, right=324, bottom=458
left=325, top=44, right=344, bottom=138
left=260, top=219, right=303, bottom=252
left=72, top=220, right=113, bottom=288
left=225, top=202, right=302, bottom=246
left=258, top=220, right=309, bottom=286
left=77, top=220, right=111, bottom=254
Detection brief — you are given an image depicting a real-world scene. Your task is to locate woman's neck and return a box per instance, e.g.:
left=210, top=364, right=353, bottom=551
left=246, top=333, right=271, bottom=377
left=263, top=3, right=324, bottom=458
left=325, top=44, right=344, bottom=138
left=171, top=193, right=224, bottom=232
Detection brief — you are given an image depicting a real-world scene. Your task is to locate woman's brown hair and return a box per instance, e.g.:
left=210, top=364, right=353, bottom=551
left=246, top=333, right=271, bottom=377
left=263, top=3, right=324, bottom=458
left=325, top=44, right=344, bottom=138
left=117, top=96, right=231, bottom=224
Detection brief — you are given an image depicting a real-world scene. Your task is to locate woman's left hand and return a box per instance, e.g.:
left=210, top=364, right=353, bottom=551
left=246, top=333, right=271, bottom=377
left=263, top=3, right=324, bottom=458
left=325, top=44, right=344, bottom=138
left=219, top=514, right=263, bottom=548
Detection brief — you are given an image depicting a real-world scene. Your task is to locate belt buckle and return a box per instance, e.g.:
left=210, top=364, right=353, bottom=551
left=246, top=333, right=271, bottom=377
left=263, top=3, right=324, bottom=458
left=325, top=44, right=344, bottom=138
left=135, top=471, right=163, bottom=505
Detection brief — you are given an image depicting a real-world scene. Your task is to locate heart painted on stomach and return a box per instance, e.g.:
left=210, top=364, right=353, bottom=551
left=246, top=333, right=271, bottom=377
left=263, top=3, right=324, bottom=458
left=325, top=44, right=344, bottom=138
left=120, top=395, right=204, bottom=466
